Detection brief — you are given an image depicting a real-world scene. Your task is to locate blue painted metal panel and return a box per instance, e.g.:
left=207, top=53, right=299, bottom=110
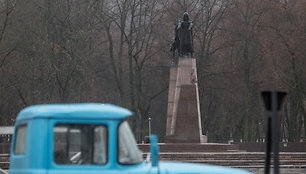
left=9, top=119, right=48, bottom=174
left=9, top=121, right=30, bottom=172
left=16, top=103, right=132, bottom=121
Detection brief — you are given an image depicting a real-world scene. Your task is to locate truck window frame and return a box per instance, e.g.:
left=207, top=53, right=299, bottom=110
left=53, top=123, right=108, bottom=166
left=117, top=120, right=143, bottom=165
left=13, top=124, right=28, bottom=155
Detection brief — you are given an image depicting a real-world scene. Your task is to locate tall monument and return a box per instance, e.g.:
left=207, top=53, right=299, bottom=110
left=165, top=12, right=206, bottom=143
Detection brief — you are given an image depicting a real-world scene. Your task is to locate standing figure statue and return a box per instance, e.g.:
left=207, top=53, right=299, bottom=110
left=171, top=12, right=194, bottom=62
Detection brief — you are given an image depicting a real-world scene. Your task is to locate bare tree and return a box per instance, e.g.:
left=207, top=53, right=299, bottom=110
left=263, top=0, right=306, bottom=141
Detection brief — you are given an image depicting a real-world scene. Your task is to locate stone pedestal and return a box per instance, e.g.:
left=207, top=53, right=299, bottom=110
left=165, top=57, right=206, bottom=143
left=165, top=67, right=177, bottom=136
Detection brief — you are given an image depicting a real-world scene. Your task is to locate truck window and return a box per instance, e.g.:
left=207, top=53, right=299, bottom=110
left=14, top=124, right=27, bottom=154
left=53, top=124, right=107, bottom=165
left=118, top=121, right=142, bottom=165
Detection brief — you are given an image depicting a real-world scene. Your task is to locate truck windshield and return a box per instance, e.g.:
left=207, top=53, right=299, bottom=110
left=118, top=121, right=143, bottom=164
left=53, top=124, right=107, bottom=165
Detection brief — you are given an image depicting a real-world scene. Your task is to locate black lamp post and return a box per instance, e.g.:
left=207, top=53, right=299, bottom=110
left=261, top=91, right=287, bottom=174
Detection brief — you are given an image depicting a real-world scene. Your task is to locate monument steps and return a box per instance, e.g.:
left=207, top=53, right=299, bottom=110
left=0, top=154, right=9, bottom=170
left=139, top=143, right=241, bottom=153
left=142, top=152, right=306, bottom=166
left=0, top=162, right=9, bottom=170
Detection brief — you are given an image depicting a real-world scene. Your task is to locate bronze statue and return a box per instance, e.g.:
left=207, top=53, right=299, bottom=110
left=171, top=12, right=194, bottom=62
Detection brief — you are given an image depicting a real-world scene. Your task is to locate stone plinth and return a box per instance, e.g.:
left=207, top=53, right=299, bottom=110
left=165, top=67, right=177, bottom=136
left=165, top=57, right=206, bottom=143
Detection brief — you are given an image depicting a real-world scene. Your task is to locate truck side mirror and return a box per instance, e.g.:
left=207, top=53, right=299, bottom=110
left=150, top=135, right=159, bottom=167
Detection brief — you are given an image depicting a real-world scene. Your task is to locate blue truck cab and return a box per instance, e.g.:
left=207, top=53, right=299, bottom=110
left=9, top=103, right=252, bottom=174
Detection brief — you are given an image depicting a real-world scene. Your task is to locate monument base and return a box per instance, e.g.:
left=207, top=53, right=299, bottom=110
left=164, top=134, right=207, bottom=143
left=165, top=58, right=206, bottom=143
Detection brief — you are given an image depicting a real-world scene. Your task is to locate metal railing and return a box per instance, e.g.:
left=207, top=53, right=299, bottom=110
left=0, top=153, right=9, bottom=173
